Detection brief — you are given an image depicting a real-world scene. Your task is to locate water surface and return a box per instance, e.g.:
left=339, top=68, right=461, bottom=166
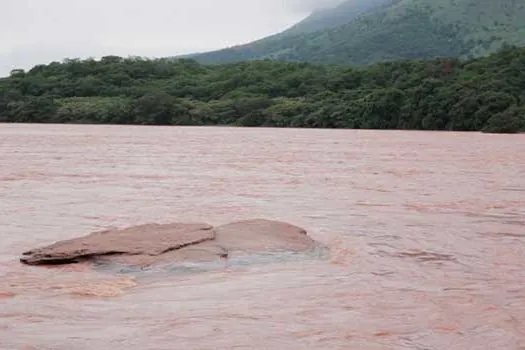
left=1, top=124, right=524, bottom=349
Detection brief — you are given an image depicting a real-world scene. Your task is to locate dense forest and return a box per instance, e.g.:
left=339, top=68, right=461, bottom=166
left=189, top=0, right=525, bottom=66
left=1, top=46, right=524, bottom=133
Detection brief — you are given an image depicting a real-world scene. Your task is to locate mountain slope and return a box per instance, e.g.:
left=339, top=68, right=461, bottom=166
left=189, top=0, right=525, bottom=65
left=282, top=0, right=393, bottom=35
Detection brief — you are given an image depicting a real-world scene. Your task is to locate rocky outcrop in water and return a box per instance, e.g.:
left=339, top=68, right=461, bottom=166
left=20, top=219, right=319, bottom=267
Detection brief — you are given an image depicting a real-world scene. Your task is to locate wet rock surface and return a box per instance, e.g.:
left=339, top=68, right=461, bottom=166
left=20, top=219, right=320, bottom=268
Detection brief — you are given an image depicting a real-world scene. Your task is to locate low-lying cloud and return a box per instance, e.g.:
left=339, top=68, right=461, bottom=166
left=284, top=0, right=346, bottom=12
left=1, top=0, right=345, bottom=76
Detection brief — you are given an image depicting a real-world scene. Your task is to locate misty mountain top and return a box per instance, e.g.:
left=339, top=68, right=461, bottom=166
left=187, top=0, right=525, bottom=66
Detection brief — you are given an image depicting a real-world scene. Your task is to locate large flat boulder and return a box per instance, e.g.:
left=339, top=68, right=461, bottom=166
left=214, top=219, right=316, bottom=255
left=20, top=219, right=319, bottom=267
left=20, top=223, right=215, bottom=265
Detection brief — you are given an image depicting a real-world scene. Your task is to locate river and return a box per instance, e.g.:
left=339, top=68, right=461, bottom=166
left=1, top=124, right=524, bottom=349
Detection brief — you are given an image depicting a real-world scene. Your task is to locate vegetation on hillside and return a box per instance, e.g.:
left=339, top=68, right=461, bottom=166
left=282, top=0, right=392, bottom=35
left=1, top=46, right=524, bottom=133
left=189, top=0, right=525, bottom=66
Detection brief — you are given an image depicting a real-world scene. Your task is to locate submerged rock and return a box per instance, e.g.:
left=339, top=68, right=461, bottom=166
left=20, top=219, right=319, bottom=268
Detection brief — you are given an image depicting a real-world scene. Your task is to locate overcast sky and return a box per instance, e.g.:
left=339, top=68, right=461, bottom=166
left=0, top=0, right=343, bottom=76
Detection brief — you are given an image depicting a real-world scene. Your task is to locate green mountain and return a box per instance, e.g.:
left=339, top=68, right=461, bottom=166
left=282, top=0, right=393, bottom=35
left=189, top=0, right=525, bottom=65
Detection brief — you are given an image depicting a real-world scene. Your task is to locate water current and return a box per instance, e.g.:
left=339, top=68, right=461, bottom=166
left=1, top=124, right=524, bottom=349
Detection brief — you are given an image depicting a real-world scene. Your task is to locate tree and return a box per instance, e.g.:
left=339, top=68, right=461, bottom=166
left=0, top=46, right=523, bottom=133
left=131, top=91, right=176, bottom=125
left=483, top=106, right=525, bottom=133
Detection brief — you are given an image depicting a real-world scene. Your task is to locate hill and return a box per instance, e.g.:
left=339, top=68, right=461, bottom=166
left=1, top=46, right=524, bottom=133
left=282, top=0, right=393, bottom=35
left=188, top=0, right=525, bottom=66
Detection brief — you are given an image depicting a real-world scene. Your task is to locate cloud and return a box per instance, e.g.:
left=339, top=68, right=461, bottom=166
left=284, top=0, right=346, bottom=12
left=0, top=0, right=320, bottom=76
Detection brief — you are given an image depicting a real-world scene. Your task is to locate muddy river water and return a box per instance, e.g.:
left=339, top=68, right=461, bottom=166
left=1, top=124, right=524, bottom=349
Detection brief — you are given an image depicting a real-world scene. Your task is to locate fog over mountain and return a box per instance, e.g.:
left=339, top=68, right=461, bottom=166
left=0, top=0, right=344, bottom=76
left=187, top=0, right=525, bottom=66
left=285, top=0, right=345, bottom=12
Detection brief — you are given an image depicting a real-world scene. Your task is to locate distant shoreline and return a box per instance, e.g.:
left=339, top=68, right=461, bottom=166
left=3, top=122, right=522, bottom=135
left=1, top=47, right=524, bottom=134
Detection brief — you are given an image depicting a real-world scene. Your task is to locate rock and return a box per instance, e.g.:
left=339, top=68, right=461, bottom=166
left=213, top=219, right=316, bottom=255
left=20, top=223, right=215, bottom=265
left=20, top=219, right=319, bottom=268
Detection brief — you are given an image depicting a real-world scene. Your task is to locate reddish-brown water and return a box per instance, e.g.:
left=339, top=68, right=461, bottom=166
left=1, top=124, right=524, bottom=350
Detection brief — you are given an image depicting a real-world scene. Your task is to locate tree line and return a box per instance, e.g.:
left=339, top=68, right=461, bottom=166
left=0, top=45, right=524, bottom=133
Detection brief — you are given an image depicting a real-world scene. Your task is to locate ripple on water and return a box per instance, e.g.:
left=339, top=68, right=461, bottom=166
left=1, top=125, right=525, bottom=350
